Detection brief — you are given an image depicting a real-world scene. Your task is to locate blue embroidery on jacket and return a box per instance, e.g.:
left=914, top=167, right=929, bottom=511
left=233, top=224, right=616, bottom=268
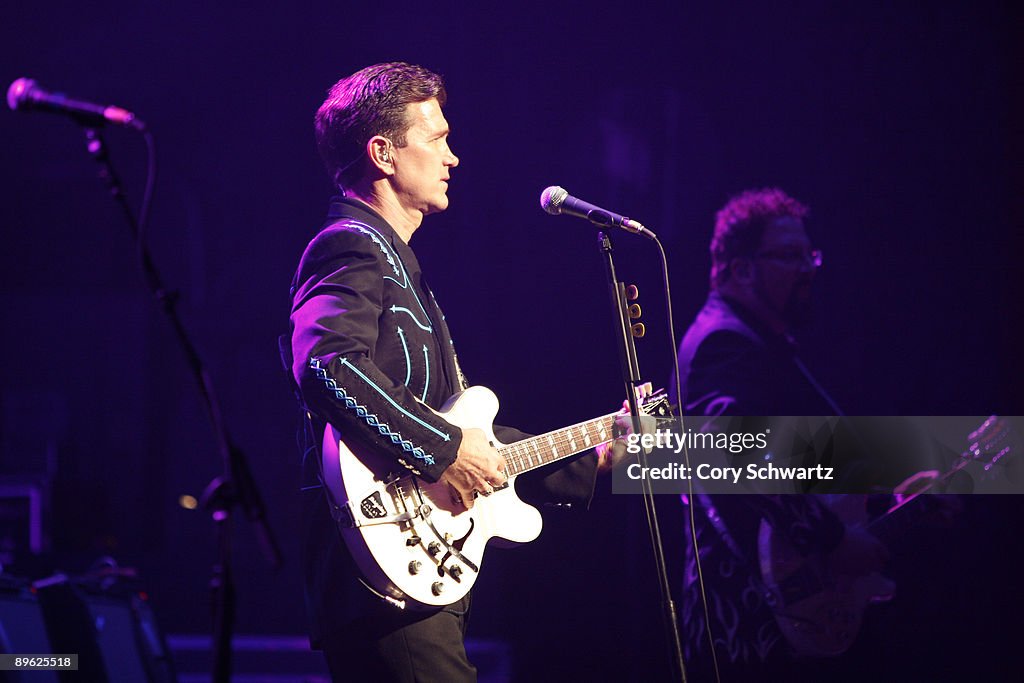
left=342, top=220, right=435, bottom=330
left=343, top=221, right=400, bottom=277
left=390, top=305, right=432, bottom=332
left=336, top=357, right=449, bottom=441
left=420, top=345, right=430, bottom=403
left=396, top=327, right=412, bottom=386
left=309, top=357, right=438, bottom=465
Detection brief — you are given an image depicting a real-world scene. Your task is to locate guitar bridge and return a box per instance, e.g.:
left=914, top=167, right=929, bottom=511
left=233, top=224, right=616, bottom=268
left=332, top=489, right=420, bottom=529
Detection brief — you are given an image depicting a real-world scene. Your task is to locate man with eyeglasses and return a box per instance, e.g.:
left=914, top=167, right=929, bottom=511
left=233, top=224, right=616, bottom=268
left=673, top=187, right=834, bottom=416
left=672, top=188, right=894, bottom=681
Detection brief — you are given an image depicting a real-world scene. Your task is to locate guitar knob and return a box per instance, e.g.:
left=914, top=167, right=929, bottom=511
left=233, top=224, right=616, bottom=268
left=427, top=542, right=442, bottom=556
left=406, top=535, right=421, bottom=546
left=626, top=284, right=639, bottom=301
left=628, top=303, right=642, bottom=319
left=408, top=560, right=423, bottom=575
left=431, top=581, right=444, bottom=596
left=449, top=564, right=463, bottom=579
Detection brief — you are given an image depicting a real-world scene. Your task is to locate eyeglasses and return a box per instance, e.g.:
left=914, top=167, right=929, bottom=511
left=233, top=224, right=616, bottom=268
left=755, top=248, right=823, bottom=268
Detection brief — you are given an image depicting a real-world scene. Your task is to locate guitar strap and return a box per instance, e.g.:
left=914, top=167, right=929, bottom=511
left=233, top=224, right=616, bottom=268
left=791, top=356, right=845, bottom=417
left=695, top=492, right=747, bottom=561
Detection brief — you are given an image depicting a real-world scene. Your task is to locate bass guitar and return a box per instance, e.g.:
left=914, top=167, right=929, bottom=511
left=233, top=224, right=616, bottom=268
left=757, top=415, right=1016, bottom=656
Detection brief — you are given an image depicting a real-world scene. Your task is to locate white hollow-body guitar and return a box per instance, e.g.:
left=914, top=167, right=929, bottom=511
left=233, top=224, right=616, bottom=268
left=321, top=385, right=667, bottom=609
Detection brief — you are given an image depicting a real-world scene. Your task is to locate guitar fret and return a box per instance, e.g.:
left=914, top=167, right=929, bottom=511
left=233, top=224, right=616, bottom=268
left=341, top=391, right=665, bottom=612
left=497, top=409, right=647, bottom=476
left=521, top=441, right=533, bottom=469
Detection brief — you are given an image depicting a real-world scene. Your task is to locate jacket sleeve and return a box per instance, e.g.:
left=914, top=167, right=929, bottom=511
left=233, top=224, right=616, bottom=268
left=290, top=225, right=461, bottom=482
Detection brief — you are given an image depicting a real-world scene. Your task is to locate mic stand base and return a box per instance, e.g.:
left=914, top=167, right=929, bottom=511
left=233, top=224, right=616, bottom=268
left=80, top=125, right=283, bottom=683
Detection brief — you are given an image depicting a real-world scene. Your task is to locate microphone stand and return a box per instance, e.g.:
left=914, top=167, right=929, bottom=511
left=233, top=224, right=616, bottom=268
left=597, top=232, right=687, bottom=683
left=80, top=125, right=283, bottom=683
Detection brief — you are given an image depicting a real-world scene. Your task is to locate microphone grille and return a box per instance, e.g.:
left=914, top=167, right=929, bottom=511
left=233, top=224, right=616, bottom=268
left=7, top=77, right=36, bottom=111
left=540, top=186, right=568, bottom=215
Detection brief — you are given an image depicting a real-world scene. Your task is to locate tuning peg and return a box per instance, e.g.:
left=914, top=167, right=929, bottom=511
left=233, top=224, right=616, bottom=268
left=626, top=284, right=639, bottom=301
left=628, top=303, right=642, bottom=319
left=631, top=322, right=646, bottom=338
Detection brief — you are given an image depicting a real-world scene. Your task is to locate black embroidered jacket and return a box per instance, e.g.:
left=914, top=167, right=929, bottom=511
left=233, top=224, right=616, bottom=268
left=290, top=197, right=467, bottom=482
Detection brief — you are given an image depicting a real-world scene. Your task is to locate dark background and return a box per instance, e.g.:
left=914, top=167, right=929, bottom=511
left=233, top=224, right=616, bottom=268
left=1, top=1, right=1021, bottom=681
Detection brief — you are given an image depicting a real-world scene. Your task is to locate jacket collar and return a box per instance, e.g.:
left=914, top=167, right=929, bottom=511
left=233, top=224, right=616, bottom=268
left=326, top=195, right=400, bottom=248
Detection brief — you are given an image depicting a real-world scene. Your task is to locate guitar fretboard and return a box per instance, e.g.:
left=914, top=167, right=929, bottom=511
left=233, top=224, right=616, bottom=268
left=500, top=413, right=618, bottom=476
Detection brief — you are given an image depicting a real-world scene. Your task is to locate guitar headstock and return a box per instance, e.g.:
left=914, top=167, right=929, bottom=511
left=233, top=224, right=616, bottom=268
left=894, top=415, right=1021, bottom=502
left=962, top=415, right=1020, bottom=478
left=639, top=389, right=674, bottom=419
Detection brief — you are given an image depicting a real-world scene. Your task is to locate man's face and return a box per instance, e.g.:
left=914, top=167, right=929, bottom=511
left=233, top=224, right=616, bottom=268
left=389, top=98, right=459, bottom=216
left=752, top=216, right=817, bottom=327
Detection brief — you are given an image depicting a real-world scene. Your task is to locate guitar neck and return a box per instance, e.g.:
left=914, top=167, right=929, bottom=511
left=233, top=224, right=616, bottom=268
left=868, top=451, right=979, bottom=540
left=868, top=499, right=932, bottom=542
left=500, top=413, right=618, bottom=476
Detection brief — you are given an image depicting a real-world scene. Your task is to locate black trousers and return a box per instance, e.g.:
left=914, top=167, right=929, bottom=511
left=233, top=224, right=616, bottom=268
left=321, top=590, right=476, bottom=683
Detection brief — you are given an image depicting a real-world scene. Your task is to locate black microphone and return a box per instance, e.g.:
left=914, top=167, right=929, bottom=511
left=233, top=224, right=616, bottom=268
left=540, top=186, right=654, bottom=238
left=7, top=77, right=146, bottom=131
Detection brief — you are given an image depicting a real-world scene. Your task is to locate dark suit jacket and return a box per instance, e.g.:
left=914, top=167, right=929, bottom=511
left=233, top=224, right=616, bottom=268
left=289, top=197, right=596, bottom=643
left=673, top=290, right=837, bottom=417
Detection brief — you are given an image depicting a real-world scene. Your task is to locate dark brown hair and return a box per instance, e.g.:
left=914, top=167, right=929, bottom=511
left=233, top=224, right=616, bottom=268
left=710, top=188, right=809, bottom=286
left=315, top=62, right=447, bottom=189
